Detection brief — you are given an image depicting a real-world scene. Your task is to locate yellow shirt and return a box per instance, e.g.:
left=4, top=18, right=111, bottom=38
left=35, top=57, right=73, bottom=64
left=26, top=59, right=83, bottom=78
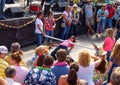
left=0, top=59, right=9, bottom=79
left=4, top=54, right=26, bottom=67
left=72, top=0, right=80, bottom=4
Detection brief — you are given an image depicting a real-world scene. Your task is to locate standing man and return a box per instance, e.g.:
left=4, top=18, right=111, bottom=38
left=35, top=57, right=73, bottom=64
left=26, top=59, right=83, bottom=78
left=81, top=0, right=96, bottom=35
left=106, top=1, right=115, bottom=28
left=0, top=0, right=6, bottom=20
left=35, top=12, right=45, bottom=46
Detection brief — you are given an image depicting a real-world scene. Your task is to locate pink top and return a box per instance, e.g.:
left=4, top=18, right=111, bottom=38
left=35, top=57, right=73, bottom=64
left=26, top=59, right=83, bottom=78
left=14, top=66, right=28, bottom=84
left=60, top=39, right=74, bottom=47
left=104, top=37, right=115, bottom=51
left=44, top=18, right=55, bottom=31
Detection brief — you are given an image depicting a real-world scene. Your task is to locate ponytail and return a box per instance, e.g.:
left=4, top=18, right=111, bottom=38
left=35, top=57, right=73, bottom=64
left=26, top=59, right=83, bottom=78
left=67, top=68, right=78, bottom=85
left=11, top=50, right=23, bottom=63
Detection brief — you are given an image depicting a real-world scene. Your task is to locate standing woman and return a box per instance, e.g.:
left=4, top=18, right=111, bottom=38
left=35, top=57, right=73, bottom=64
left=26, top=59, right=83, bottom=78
left=35, top=12, right=45, bottom=46
left=106, top=43, right=120, bottom=83
left=70, top=4, right=80, bottom=37
left=62, top=6, right=73, bottom=40
left=77, top=50, right=102, bottom=85
left=44, top=11, right=56, bottom=44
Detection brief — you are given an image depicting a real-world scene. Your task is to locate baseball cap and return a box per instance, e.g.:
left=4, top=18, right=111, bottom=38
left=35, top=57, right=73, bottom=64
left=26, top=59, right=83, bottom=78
left=109, top=1, right=114, bottom=5
left=0, top=46, right=8, bottom=54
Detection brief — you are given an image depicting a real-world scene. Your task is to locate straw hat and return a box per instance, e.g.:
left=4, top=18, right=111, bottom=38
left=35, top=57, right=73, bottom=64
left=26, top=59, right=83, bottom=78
left=96, top=47, right=107, bottom=56
left=87, top=0, right=92, bottom=2
left=73, top=4, right=78, bottom=8
left=102, top=3, right=106, bottom=6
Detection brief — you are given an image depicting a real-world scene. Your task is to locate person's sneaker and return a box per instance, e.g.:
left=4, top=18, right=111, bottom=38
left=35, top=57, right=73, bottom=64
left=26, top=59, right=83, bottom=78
left=90, top=34, right=96, bottom=39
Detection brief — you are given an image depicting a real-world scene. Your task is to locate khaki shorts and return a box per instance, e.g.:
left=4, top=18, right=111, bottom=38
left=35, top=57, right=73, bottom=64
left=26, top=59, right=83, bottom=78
left=86, top=17, right=94, bottom=25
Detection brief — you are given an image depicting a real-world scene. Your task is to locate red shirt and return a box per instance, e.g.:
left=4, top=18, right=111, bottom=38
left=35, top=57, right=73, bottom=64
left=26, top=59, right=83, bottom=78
left=107, top=7, right=115, bottom=18
left=44, top=18, right=55, bottom=31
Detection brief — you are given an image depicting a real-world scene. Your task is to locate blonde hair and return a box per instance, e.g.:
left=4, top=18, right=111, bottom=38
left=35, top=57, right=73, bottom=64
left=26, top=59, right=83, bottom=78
left=111, top=43, right=120, bottom=65
left=106, top=28, right=114, bottom=39
left=78, top=50, right=91, bottom=67
left=35, top=45, right=48, bottom=55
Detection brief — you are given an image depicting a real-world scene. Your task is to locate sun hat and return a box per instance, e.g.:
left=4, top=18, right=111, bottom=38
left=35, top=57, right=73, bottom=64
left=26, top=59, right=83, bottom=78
left=92, top=43, right=107, bottom=56
left=102, top=3, right=106, bottom=6
left=96, top=47, right=107, bottom=56
left=87, top=0, right=92, bottom=2
left=73, top=4, right=78, bottom=8
left=0, top=45, right=8, bottom=54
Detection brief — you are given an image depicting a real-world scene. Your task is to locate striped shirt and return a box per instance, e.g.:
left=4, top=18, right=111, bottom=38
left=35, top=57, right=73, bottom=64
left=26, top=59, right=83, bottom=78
left=0, top=59, right=9, bottom=79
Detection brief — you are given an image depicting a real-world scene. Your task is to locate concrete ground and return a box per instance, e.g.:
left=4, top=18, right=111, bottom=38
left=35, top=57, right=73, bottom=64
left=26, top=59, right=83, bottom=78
left=21, top=35, right=104, bottom=69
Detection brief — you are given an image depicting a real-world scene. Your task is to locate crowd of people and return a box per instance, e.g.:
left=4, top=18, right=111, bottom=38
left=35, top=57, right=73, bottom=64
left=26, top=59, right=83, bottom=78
left=1, top=0, right=120, bottom=85
left=0, top=37, right=120, bottom=85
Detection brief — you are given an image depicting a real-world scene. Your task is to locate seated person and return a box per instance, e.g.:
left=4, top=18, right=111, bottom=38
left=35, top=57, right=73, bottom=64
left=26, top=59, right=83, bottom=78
left=58, top=62, right=88, bottom=85
left=4, top=42, right=25, bottom=66
left=51, top=49, right=69, bottom=84
left=0, top=46, right=9, bottom=79
left=5, top=66, right=21, bottom=85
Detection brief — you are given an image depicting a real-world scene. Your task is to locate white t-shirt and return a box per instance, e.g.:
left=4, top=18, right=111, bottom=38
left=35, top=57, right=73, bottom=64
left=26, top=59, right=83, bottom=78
left=63, top=11, right=72, bottom=22
left=6, top=78, right=21, bottom=85
left=77, top=63, right=95, bottom=85
left=35, top=18, right=44, bottom=34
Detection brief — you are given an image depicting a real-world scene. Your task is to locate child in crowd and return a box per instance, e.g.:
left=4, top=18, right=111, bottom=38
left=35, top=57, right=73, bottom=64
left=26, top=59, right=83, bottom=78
left=106, top=43, right=120, bottom=83
left=5, top=66, right=21, bottom=85
left=65, top=55, right=74, bottom=65
left=58, top=62, right=88, bottom=85
left=30, top=45, right=49, bottom=67
left=44, top=11, right=56, bottom=44
left=51, top=49, right=69, bottom=84
left=103, top=28, right=115, bottom=62
left=10, top=51, right=28, bottom=84
left=51, top=36, right=75, bottom=60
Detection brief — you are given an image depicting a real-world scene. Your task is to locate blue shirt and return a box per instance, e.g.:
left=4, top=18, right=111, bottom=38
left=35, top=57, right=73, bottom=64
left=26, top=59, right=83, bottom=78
left=109, top=57, right=118, bottom=75
left=97, top=9, right=109, bottom=19
left=51, top=63, right=69, bottom=84
left=83, top=3, right=94, bottom=17
left=24, top=67, right=56, bottom=85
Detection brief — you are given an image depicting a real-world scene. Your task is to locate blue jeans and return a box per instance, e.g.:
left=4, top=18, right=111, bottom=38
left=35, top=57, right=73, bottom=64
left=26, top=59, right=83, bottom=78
left=50, top=0, right=65, bottom=4
left=35, top=33, right=43, bottom=46
left=106, top=18, right=112, bottom=28
left=97, top=19, right=106, bottom=33
left=51, top=45, right=69, bottom=60
left=0, top=0, right=6, bottom=19
left=45, top=30, right=54, bottom=43
left=61, top=23, right=71, bottom=40
left=70, top=22, right=78, bottom=37
left=106, top=51, right=111, bottom=62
